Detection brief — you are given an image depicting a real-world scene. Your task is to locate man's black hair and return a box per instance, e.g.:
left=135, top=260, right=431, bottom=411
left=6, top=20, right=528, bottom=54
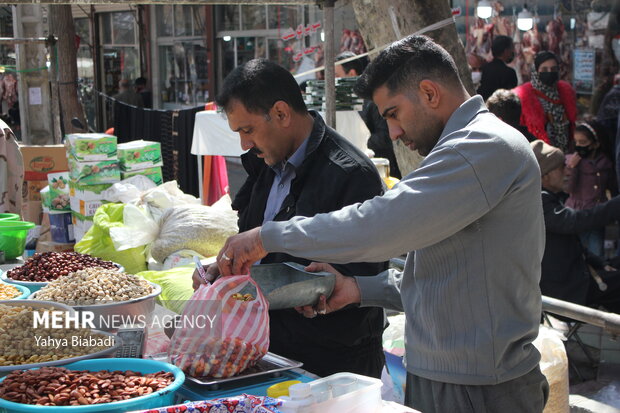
left=491, top=35, right=514, bottom=58
left=336, top=51, right=369, bottom=76
left=534, top=51, right=559, bottom=71
left=216, top=58, right=307, bottom=114
left=135, top=77, right=147, bottom=86
left=486, top=89, right=521, bottom=127
left=354, top=35, right=462, bottom=100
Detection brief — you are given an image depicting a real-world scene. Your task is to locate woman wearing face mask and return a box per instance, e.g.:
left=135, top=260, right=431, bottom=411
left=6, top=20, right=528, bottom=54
left=565, top=121, right=618, bottom=256
left=514, top=51, right=577, bottom=152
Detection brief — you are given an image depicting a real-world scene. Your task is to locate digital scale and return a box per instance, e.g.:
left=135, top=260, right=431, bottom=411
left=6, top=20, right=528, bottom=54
left=114, top=327, right=147, bottom=358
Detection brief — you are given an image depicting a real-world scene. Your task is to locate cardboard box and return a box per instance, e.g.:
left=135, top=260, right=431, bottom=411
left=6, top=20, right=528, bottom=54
left=20, top=144, right=69, bottom=181
left=121, top=167, right=163, bottom=186
left=22, top=180, right=47, bottom=202
left=21, top=200, right=42, bottom=225
left=68, top=156, right=120, bottom=185
left=47, top=171, right=70, bottom=211
left=70, top=198, right=106, bottom=217
left=35, top=240, right=75, bottom=253
left=118, top=140, right=163, bottom=171
left=69, top=180, right=112, bottom=201
left=66, top=133, right=117, bottom=161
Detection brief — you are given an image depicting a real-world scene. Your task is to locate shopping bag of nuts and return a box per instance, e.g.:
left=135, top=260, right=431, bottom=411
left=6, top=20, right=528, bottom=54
left=168, top=275, right=269, bottom=378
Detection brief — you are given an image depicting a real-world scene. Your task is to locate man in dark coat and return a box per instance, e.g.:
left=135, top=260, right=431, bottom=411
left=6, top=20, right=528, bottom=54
left=477, top=35, right=518, bottom=101
left=194, top=59, right=387, bottom=377
left=532, top=140, right=620, bottom=313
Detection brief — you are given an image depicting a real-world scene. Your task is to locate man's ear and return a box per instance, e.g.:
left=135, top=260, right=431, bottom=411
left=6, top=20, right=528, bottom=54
left=418, top=79, right=441, bottom=109
left=272, top=101, right=292, bottom=126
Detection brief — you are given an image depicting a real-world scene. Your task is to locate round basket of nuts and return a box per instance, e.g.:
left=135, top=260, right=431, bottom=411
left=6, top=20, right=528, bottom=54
left=0, top=300, right=120, bottom=373
left=31, top=267, right=161, bottom=331
left=1, top=252, right=123, bottom=294
left=0, top=358, right=185, bottom=412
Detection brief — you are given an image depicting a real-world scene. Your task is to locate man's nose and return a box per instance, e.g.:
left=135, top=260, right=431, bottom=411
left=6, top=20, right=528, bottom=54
left=388, top=123, right=404, bottom=141
left=240, top=136, right=254, bottom=151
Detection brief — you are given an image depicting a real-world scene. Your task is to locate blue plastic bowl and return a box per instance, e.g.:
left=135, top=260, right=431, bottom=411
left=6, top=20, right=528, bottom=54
left=0, top=282, right=30, bottom=300
left=0, top=358, right=185, bottom=412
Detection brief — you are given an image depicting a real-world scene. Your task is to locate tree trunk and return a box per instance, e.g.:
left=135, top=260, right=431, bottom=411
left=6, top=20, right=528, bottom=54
left=351, top=0, right=472, bottom=175
left=49, top=5, right=87, bottom=135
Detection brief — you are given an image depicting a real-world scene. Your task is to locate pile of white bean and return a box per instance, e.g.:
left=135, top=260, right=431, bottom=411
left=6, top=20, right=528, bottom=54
left=35, top=267, right=153, bottom=305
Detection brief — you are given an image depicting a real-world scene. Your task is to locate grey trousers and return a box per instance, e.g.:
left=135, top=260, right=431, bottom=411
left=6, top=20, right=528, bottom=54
left=405, top=366, right=549, bottom=413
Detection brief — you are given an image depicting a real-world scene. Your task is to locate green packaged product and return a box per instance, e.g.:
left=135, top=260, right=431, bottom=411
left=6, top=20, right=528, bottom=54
left=121, top=166, right=163, bottom=186
left=118, top=140, right=163, bottom=171
left=68, top=156, right=121, bottom=185
left=66, top=133, right=118, bottom=161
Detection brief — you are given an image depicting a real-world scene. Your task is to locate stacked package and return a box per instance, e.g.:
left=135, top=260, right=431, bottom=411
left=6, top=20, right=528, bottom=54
left=118, top=140, right=163, bottom=185
left=66, top=133, right=120, bottom=242
left=304, top=77, right=364, bottom=111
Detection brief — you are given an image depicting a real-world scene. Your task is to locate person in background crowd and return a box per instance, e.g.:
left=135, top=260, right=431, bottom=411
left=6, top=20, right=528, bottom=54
left=486, top=89, right=536, bottom=142
left=192, top=59, right=387, bottom=378
left=597, top=73, right=620, bottom=152
left=113, top=79, right=144, bottom=108
left=564, top=121, right=617, bottom=256
left=216, top=35, right=549, bottom=413
left=532, top=139, right=620, bottom=314
left=514, top=51, right=576, bottom=153
left=467, top=53, right=485, bottom=92
left=135, top=77, right=152, bottom=109
left=335, top=51, right=403, bottom=179
left=477, top=35, right=518, bottom=101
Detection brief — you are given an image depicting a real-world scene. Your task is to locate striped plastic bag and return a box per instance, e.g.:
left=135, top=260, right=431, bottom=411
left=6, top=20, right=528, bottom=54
left=168, top=274, right=269, bottom=378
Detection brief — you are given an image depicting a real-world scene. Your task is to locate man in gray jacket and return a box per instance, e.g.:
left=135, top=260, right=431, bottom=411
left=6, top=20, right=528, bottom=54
left=216, top=35, right=548, bottom=412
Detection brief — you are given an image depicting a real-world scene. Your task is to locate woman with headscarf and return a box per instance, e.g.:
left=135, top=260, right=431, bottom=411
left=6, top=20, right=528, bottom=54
left=513, top=51, right=577, bottom=152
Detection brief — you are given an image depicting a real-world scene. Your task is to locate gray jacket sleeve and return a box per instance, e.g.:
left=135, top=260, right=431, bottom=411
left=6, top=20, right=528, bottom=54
left=261, top=145, right=491, bottom=263
left=354, top=268, right=405, bottom=311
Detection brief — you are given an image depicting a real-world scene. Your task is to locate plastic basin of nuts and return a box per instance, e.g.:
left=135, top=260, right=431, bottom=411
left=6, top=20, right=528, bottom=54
left=0, top=258, right=125, bottom=294
left=0, top=358, right=185, bottom=412
left=0, top=300, right=120, bottom=373
left=0, top=283, right=30, bottom=300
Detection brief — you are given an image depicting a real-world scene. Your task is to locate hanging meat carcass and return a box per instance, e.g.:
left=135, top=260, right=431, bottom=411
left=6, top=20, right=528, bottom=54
left=3, top=74, right=17, bottom=109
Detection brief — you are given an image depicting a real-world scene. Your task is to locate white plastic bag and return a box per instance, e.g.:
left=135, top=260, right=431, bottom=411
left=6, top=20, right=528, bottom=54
left=101, top=175, right=157, bottom=203
left=533, top=325, right=569, bottom=413
left=109, top=204, right=159, bottom=251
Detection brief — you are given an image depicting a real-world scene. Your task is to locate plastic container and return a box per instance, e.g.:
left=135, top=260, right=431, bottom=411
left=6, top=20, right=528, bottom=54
left=279, top=383, right=315, bottom=413
left=0, top=282, right=31, bottom=299
left=0, top=262, right=125, bottom=294
left=0, top=213, right=20, bottom=221
left=0, top=358, right=185, bottom=412
left=0, top=220, right=35, bottom=259
left=307, top=372, right=382, bottom=413
left=267, top=380, right=302, bottom=398
left=49, top=211, right=75, bottom=243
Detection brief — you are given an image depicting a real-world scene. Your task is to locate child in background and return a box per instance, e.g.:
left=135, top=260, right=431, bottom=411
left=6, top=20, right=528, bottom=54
left=565, top=121, right=618, bottom=256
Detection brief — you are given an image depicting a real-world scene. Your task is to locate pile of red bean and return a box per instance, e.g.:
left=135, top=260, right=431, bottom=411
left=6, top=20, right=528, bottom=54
left=6, top=252, right=118, bottom=282
left=0, top=366, right=174, bottom=406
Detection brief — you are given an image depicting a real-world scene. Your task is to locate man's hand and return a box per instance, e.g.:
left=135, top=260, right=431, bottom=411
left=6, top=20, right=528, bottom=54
left=294, top=262, right=362, bottom=318
left=218, top=227, right=268, bottom=276
left=192, top=263, right=220, bottom=290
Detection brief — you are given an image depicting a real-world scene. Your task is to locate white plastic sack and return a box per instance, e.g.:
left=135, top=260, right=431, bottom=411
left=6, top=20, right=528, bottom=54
left=101, top=175, right=157, bottom=203
left=109, top=204, right=159, bottom=251
left=533, top=325, right=569, bottom=413
left=150, top=203, right=238, bottom=263
left=141, top=181, right=201, bottom=223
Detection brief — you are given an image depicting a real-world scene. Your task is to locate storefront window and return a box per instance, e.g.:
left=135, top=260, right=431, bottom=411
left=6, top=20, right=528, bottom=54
left=242, top=5, right=266, bottom=30
left=159, top=42, right=209, bottom=108
left=112, top=12, right=135, bottom=45
left=103, top=47, right=140, bottom=95
left=217, top=5, right=239, bottom=31
left=193, top=6, right=206, bottom=36
left=156, top=5, right=173, bottom=37
left=268, top=5, right=300, bottom=30
left=175, top=6, right=192, bottom=37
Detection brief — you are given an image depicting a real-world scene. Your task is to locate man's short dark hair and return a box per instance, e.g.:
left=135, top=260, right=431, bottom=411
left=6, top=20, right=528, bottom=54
left=486, top=89, right=522, bottom=126
left=336, top=51, right=369, bottom=76
left=354, top=35, right=462, bottom=100
left=491, top=35, right=513, bottom=58
left=135, top=77, right=147, bottom=86
left=216, top=59, right=307, bottom=115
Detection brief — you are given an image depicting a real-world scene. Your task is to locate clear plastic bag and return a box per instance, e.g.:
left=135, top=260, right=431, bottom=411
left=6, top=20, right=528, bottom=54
left=168, top=275, right=269, bottom=378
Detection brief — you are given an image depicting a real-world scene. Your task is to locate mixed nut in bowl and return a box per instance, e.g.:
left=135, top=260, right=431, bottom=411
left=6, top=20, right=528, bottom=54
left=31, top=267, right=161, bottom=331
left=0, top=300, right=119, bottom=373
left=0, top=358, right=185, bottom=412
left=1, top=252, right=123, bottom=293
